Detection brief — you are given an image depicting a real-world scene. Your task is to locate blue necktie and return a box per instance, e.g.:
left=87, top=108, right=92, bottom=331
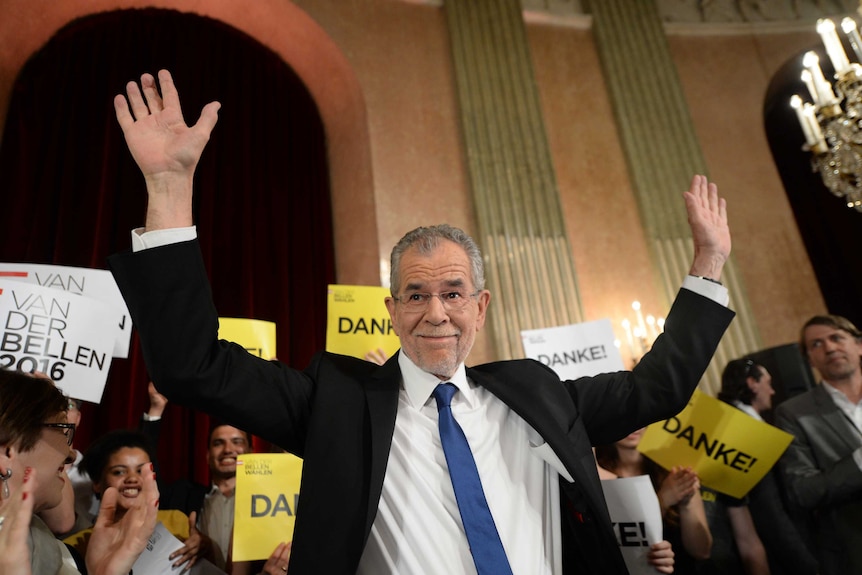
left=433, top=382, right=513, bottom=575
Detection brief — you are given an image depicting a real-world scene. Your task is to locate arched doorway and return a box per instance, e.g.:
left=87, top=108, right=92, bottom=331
left=0, top=8, right=335, bottom=483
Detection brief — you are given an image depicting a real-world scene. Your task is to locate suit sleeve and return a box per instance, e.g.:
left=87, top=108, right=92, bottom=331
left=109, top=240, right=315, bottom=455
left=563, top=288, right=734, bottom=446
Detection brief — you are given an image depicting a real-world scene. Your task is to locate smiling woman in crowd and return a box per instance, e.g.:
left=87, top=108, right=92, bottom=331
left=0, top=367, right=158, bottom=575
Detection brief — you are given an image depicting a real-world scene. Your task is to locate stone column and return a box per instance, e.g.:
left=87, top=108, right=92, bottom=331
left=444, top=0, right=584, bottom=359
left=588, top=0, right=762, bottom=391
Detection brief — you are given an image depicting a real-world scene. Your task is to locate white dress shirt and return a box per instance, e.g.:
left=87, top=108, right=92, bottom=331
left=732, top=400, right=763, bottom=422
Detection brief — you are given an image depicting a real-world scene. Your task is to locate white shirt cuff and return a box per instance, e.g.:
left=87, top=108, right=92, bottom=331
left=131, top=226, right=197, bottom=252
left=682, top=275, right=729, bottom=307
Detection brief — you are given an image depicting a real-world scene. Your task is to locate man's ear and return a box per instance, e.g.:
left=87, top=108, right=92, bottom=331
left=745, top=376, right=758, bottom=392
left=474, top=290, right=491, bottom=330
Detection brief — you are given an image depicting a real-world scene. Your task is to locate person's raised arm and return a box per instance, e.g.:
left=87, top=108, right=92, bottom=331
left=114, top=69, right=220, bottom=232
left=683, top=174, right=730, bottom=281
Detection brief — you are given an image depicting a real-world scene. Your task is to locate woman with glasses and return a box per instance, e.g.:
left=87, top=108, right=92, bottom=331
left=0, top=368, right=158, bottom=575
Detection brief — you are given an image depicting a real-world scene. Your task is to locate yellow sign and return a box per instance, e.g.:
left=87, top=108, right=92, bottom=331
left=325, top=284, right=400, bottom=360
left=637, top=389, right=793, bottom=499
left=233, top=453, right=303, bottom=561
left=218, top=318, right=277, bottom=359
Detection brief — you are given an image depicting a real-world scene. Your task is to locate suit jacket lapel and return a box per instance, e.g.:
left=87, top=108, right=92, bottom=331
left=363, top=353, right=402, bottom=534
left=813, top=384, right=862, bottom=449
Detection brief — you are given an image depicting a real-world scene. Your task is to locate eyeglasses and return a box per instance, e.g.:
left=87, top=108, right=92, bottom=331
left=42, top=422, right=76, bottom=446
left=393, top=290, right=480, bottom=312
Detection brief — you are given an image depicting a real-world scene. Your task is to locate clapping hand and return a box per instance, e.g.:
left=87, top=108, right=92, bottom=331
left=0, top=467, right=36, bottom=575
left=658, top=466, right=701, bottom=510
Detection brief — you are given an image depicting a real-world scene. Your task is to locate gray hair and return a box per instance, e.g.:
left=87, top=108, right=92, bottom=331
left=389, top=224, right=485, bottom=296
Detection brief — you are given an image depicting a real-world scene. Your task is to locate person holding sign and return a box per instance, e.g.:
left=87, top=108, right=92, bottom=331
left=109, top=69, right=734, bottom=574
left=719, top=359, right=818, bottom=575
left=161, top=423, right=252, bottom=571
left=776, top=315, right=862, bottom=575
left=65, top=429, right=213, bottom=571
left=0, top=368, right=159, bottom=575
left=596, top=428, right=713, bottom=573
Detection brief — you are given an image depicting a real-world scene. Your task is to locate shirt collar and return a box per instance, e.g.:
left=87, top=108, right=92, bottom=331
left=398, top=351, right=472, bottom=409
left=207, top=483, right=235, bottom=498
left=732, top=400, right=763, bottom=422
left=821, top=380, right=862, bottom=407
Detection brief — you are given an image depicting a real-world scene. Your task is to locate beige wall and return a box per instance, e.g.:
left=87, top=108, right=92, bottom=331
left=0, top=0, right=827, bottom=366
left=529, top=21, right=827, bottom=355
left=527, top=22, right=666, bottom=342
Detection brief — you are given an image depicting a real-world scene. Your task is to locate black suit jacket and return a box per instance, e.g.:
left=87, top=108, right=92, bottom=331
left=747, top=469, right=819, bottom=575
left=109, top=240, right=734, bottom=574
left=159, top=478, right=209, bottom=518
left=775, top=384, right=862, bottom=575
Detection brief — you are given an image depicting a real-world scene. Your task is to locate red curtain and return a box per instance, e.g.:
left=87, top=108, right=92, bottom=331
left=0, top=8, right=335, bottom=485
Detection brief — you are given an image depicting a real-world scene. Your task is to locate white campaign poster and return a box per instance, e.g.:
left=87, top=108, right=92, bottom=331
left=0, top=280, right=116, bottom=403
left=601, top=476, right=663, bottom=575
left=0, top=263, right=132, bottom=358
left=520, top=318, right=624, bottom=379
left=131, top=522, right=227, bottom=575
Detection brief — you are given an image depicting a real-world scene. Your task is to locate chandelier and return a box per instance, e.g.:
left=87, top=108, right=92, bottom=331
left=790, top=17, right=862, bottom=212
left=619, top=301, right=664, bottom=367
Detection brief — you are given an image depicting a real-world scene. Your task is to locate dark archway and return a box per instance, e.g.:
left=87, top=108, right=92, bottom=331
left=0, top=8, right=335, bottom=484
left=764, top=45, right=862, bottom=329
